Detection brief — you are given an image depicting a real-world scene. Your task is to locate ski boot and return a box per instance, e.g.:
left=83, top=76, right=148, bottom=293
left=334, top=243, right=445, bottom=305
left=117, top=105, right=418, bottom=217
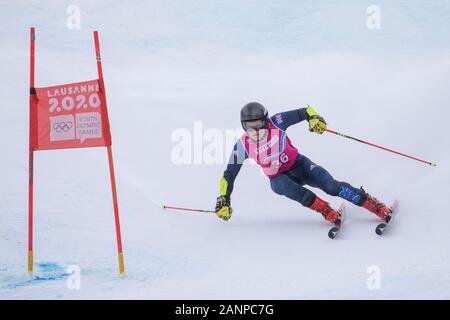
left=309, top=196, right=341, bottom=226
left=360, top=187, right=392, bottom=221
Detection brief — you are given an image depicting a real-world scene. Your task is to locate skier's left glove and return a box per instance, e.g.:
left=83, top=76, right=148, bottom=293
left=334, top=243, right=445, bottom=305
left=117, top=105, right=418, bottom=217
left=306, top=105, right=327, bottom=134
left=215, top=196, right=232, bottom=221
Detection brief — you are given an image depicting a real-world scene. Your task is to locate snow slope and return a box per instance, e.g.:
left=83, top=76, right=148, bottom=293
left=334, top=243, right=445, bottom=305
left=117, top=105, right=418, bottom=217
left=1, top=0, right=450, bottom=299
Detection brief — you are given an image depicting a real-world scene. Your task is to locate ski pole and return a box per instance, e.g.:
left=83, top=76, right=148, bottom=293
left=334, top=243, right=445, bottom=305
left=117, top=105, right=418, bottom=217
left=162, top=205, right=215, bottom=213
left=325, top=129, right=437, bottom=167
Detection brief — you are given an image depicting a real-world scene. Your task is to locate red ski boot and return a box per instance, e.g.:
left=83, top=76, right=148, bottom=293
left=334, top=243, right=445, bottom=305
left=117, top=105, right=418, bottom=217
left=360, top=189, right=391, bottom=220
left=309, top=196, right=341, bottom=225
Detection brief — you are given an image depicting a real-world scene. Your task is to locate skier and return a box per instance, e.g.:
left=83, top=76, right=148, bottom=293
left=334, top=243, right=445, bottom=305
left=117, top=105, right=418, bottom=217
left=215, top=102, right=392, bottom=225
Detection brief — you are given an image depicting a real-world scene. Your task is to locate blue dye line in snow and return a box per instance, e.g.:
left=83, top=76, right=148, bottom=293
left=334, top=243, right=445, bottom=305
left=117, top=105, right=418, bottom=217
left=5, top=262, right=70, bottom=289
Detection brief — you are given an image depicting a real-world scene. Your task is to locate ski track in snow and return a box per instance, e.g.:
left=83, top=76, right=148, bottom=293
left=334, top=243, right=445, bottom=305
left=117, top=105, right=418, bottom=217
left=1, top=1, right=450, bottom=299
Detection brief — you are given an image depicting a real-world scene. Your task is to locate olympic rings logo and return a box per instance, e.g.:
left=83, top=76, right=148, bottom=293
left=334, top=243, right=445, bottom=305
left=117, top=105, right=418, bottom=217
left=53, top=121, right=73, bottom=133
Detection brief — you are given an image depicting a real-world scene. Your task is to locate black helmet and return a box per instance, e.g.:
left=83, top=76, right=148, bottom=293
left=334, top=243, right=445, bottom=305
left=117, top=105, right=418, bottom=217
left=240, top=102, right=268, bottom=130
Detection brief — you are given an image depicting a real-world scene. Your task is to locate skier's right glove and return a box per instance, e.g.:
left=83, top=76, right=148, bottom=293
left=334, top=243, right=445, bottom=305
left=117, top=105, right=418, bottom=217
left=215, top=196, right=233, bottom=221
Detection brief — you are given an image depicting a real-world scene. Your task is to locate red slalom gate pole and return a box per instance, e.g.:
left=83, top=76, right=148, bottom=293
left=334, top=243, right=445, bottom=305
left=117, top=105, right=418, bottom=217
left=93, top=31, right=125, bottom=276
left=325, top=129, right=437, bottom=167
left=28, top=27, right=36, bottom=274
left=162, top=205, right=215, bottom=214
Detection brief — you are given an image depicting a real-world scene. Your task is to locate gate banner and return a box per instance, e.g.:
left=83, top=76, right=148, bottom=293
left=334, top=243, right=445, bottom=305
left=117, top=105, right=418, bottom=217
left=30, top=79, right=112, bottom=151
left=28, top=28, right=125, bottom=276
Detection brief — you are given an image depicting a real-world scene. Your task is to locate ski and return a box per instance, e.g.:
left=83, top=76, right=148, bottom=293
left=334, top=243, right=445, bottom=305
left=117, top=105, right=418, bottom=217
left=375, top=200, right=399, bottom=236
left=328, top=202, right=346, bottom=239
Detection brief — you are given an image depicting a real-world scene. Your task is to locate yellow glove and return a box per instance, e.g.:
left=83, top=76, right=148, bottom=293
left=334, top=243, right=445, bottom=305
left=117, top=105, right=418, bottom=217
left=306, top=105, right=327, bottom=134
left=215, top=196, right=232, bottom=221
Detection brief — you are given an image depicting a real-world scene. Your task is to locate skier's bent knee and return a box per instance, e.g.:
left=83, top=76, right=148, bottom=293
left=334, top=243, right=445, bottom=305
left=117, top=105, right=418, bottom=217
left=270, top=177, right=287, bottom=195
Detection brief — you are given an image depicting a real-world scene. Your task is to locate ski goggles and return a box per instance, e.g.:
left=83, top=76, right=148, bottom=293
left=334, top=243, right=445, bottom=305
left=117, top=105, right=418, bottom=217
left=242, top=118, right=268, bottom=131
